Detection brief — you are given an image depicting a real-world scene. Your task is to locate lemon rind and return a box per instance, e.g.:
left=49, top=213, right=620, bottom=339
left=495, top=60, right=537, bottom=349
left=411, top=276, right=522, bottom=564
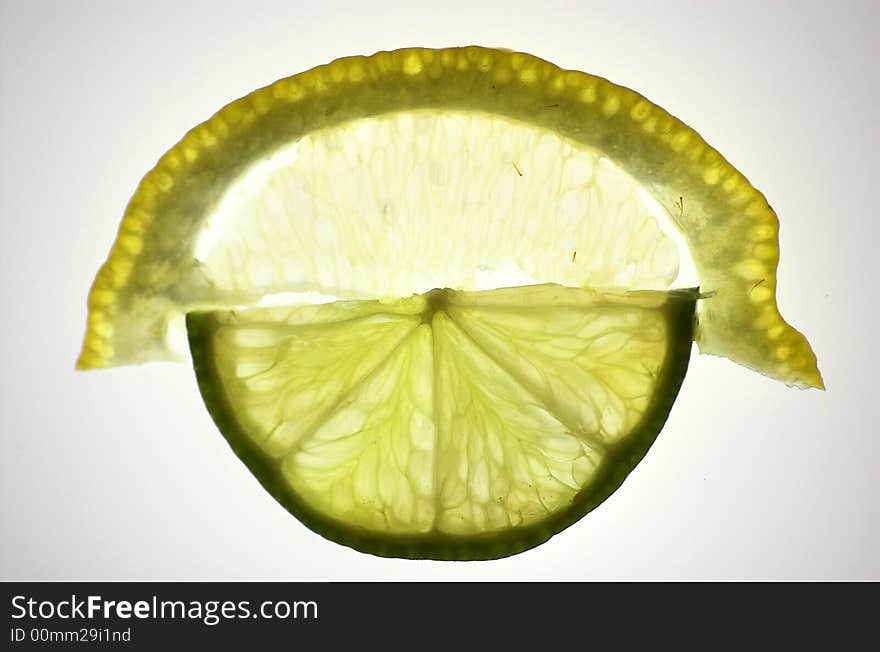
left=77, top=46, right=822, bottom=389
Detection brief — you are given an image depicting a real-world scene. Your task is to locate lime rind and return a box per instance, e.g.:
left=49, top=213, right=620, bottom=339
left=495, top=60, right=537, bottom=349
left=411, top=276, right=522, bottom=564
left=186, top=286, right=697, bottom=560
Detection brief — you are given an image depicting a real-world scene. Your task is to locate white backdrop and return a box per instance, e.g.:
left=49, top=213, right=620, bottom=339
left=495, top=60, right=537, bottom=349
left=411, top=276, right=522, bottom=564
left=1, top=0, right=877, bottom=580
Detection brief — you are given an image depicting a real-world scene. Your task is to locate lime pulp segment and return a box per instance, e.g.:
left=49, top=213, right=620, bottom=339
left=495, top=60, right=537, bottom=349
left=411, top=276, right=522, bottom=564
left=187, top=284, right=697, bottom=559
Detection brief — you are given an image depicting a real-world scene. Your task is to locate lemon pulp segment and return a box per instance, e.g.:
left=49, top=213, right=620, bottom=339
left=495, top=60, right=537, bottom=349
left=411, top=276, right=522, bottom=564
left=194, top=110, right=684, bottom=300
left=187, top=284, right=696, bottom=559
left=77, top=46, right=821, bottom=389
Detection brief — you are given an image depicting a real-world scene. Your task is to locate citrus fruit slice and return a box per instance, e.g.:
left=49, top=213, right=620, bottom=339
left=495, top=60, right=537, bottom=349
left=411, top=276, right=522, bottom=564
left=187, top=284, right=696, bottom=559
left=77, top=46, right=822, bottom=389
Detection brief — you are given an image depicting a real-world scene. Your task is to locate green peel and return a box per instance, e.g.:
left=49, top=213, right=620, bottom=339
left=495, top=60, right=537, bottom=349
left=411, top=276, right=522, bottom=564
left=187, top=284, right=697, bottom=559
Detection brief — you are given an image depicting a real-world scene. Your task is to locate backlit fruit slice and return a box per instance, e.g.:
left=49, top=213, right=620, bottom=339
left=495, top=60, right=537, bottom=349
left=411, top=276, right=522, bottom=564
left=77, top=46, right=822, bottom=389
left=186, top=284, right=697, bottom=559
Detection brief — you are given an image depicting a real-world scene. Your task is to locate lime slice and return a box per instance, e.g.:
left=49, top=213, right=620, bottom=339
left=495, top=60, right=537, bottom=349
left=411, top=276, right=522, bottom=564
left=187, top=284, right=696, bottom=559
left=77, top=46, right=821, bottom=389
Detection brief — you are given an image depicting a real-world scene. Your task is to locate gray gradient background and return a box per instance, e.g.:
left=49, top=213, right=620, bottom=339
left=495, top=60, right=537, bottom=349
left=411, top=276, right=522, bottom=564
left=1, top=0, right=877, bottom=580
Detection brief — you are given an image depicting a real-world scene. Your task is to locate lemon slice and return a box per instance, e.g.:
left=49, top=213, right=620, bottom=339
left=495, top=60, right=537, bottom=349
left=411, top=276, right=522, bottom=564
left=78, top=46, right=821, bottom=388
left=187, top=284, right=696, bottom=559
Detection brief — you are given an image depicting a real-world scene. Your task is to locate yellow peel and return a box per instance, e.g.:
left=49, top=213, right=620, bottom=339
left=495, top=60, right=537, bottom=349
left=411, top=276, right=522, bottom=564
left=77, top=46, right=822, bottom=388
